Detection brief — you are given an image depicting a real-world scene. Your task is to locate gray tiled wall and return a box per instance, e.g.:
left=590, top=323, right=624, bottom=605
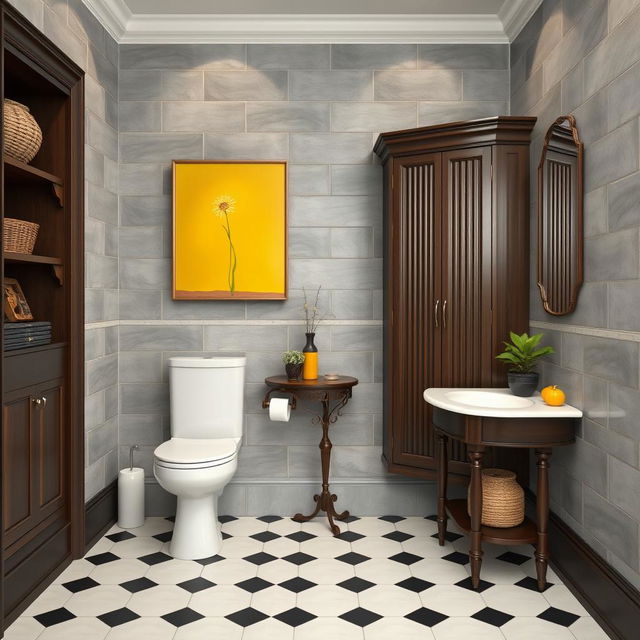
left=511, top=0, right=640, bottom=589
left=9, top=0, right=120, bottom=502
left=118, top=42, right=509, bottom=515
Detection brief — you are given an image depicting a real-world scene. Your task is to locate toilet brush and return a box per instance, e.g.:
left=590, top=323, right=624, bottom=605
left=118, top=444, right=145, bottom=529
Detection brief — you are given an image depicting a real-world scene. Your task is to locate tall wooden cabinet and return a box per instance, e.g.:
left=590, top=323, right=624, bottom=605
left=0, top=4, right=84, bottom=628
left=374, top=117, right=536, bottom=482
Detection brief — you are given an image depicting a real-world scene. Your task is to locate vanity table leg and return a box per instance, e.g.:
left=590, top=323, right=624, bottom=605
left=468, top=445, right=485, bottom=589
left=436, top=433, right=449, bottom=545
left=535, top=448, right=552, bottom=590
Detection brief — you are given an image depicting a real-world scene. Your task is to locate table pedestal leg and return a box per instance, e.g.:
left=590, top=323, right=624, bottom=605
left=469, top=446, right=485, bottom=588
left=437, top=433, right=449, bottom=545
left=293, top=395, right=349, bottom=536
left=535, top=448, right=552, bottom=590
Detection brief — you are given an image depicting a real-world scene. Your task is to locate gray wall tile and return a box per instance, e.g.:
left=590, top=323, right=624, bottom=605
left=203, top=325, right=287, bottom=352
left=204, top=133, right=288, bottom=160
left=374, top=70, right=460, bottom=101
left=419, top=44, right=508, bottom=69
left=331, top=102, right=417, bottom=133
left=289, top=165, right=330, bottom=196
left=248, top=44, right=330, bottom=69
left=120, top=133, right=203, bottom=163
left=120, top=44, right=246, bottom=69
left=247, top=103, right=329, bottom=132
left=290, top=196, right=380, bottom=227
left=205, top=70, right=287, bottom=101
left=120, top=326, right=203, bottom=351
left=331, top=165, right=382, bottom=196
left=608, top=171, right=640, bottom=231
left=289, top=228, right=332, bottom=258
left=331, top=228, right=373, bottom=258
left=463, top=70, right=509, bottom=101
left=119, top=290, right=162, bottom=321
left=332, top=44, right=416, bottom=69
left=163, top=101, right=245, bottom=132
left=418, top=101, right=507, bottom=127
left=290, top=70, right=372, bottom=101
left=584, top=230, right=639, bottom=281
left=162, top=70, right=204, bottom=100
left=290, top=133, right=374, bottom=164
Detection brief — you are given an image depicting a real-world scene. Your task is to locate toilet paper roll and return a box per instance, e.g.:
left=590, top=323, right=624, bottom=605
left=118, top=467, right=145, bottom=529
left=269, top=397, right=291, bottom=422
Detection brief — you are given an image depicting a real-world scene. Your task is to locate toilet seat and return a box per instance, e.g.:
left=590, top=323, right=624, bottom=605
left=154, top=437, right=239, bottom=470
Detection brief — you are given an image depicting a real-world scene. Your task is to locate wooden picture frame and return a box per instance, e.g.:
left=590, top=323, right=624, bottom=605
left=172, top=160, right=288, bottom=300
left=3, top=277, right=34, bottom=321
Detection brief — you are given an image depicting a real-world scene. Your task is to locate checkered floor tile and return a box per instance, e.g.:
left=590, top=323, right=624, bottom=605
left=5, top=516, right=608, bottom=639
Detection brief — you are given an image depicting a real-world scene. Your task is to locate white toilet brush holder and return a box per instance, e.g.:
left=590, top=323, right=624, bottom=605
left=118, top=444, right=145, bottom=529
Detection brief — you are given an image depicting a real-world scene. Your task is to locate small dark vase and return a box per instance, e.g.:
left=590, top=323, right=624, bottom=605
left=508, top=371, right=539, bottom=397
left=285, top=362, right=303, bottom=381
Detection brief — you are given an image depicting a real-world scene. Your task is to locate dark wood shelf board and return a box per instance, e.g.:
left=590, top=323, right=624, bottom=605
left=4, top=156, right=63, bottom=186
left=2, top=341, right=66, bottom=358
left=446, top=498, right=538, bottom=545
left=4, top=252, right=62, bottom=265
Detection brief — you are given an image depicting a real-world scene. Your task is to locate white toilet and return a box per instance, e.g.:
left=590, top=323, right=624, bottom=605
left=153, top=354, right=246, bottom=560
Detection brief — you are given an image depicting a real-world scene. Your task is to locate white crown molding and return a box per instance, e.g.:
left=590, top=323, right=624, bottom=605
left=82, top=0, right=131, bottom=41
left=499, top=0, right=544, bottom=41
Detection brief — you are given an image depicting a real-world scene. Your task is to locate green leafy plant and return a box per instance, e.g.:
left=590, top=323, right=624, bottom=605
left=495, top=332, right=555, bottom=373
left=282, top=350, right=305, bottom=365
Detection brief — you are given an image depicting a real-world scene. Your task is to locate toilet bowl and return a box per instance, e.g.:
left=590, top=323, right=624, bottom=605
left=153, top=355, right=246, bottom=560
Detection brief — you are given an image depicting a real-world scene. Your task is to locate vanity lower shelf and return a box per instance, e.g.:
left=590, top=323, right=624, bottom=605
left=446, top=498, right=538, bottom=545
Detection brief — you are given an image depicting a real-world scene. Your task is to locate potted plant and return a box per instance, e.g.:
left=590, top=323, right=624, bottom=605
left=496, top=332, right=555, bottom=397
left=282, top=350, right=305, bottom=381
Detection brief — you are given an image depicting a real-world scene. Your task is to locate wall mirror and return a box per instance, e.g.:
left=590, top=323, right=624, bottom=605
left=537, top=115, right=584, bottom=316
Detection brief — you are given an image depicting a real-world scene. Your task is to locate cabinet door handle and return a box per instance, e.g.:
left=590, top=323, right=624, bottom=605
left=434, top=299, right=440, bottom=328
left=41, top=396, right=47, bottom=408
left=31, top=397, right=42, bottom=407
left=442, top=300, right=448, bottom=329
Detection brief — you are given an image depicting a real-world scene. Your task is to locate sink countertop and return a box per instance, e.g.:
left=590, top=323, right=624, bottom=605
left=423, top=387, right=583, bottom=419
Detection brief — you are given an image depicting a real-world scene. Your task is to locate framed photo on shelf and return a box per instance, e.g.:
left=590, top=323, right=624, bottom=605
left=3, top=277, right=33, bottom=321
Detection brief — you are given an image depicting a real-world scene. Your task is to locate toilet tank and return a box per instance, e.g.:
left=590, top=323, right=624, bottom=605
left=168, top=355, right=246, bottom=439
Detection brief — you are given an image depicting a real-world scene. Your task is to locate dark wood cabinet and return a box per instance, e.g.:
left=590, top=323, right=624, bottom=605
left=0, top=3, right=84, bottom=628
left=374, top=117, right=536, bottom=482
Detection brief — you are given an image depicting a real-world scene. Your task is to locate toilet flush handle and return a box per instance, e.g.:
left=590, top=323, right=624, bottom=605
left=129, top=444, right=140, bottom=471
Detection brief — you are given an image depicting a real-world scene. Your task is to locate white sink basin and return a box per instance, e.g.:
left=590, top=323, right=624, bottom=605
left=444, top=390, right=534, bottom=410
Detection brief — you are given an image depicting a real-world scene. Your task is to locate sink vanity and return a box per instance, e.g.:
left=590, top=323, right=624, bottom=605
left=424, top=388, right=582, bottom=591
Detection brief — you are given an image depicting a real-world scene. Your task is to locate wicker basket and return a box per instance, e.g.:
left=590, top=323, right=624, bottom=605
left=468, top=468, right=524, bottom=528
left=3, top=218, right=39, bottom=254
left=3, top=99, right=43, bottom=164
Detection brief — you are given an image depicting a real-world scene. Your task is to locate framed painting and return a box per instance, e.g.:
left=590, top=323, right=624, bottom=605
left=173, top=160, right=287, bottom=300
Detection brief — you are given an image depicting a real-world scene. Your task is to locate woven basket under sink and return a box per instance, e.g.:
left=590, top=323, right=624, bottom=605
left=468, top=468, right=524, bottom=528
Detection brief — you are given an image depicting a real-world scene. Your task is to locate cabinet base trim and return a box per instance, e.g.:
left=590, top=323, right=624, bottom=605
left=85, top=480, right=117, bottom=552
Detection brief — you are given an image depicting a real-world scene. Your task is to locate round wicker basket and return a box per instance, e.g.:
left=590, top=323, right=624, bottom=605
left=3, top=99, right=43, bottom=164
left=3, top=218, right=39, bottom=254
left=468, top=468, right=524, bottom=528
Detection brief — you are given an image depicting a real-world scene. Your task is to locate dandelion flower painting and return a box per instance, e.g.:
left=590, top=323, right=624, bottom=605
left=173, top=162, right=287, bottom=300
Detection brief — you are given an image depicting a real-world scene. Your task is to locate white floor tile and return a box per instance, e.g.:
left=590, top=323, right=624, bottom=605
left=294, top=617, right=364, bottom=640
left=420, top=584, right=485, bottom=616
left=23, top=585, right=71, bottom=616
left=84, top=538, right=114, bottom=556
left=250, top=585, right=297, bottom=615
left=173, top=617, right=243, bottom=640
left=104, top=616, right=176, bottom=639
left=411, top=558, right=469, bottom=584
left=471, top=558, right=527, bottom=585
left=65, top=585, right=131, bottom=617
left=543, top=584, right=589, bottom=616
left=145, top=558, right=202, bottom=584
left=299, top=518, right=339, bottom=537
left=243, top=618, right=295, bottom=640
left=128, top=584, right=190, bottom=616
left=2, top=617, right=43, bottom=640
left=394, top=518, right=437, bottom=537
left=268, top=518, right=301, bottom=536
left=570, top=617, right=610, bottom=640
left=348, top=518, right=396, bottom=537
left=364, top=617, right=435, bottom=640
left=263, top=536, right=301, bottom=557
left=299, top=558, right=355, bottom=584
left=37, top=617, right=109, bottom=640
left=219, top=536, right=264, bottom=558
left=201, top=558, right=257, bottom=584
left=432, top=617, right=505, bottom=640
left=221, top=517, right=267, bottom=537
left=108, top=536, right=163, bottom=559
left=189, top=585, right=251, bottom=616
left=297, top=584, right=359, bottom=616
left=90, top=559, right=149, bottom=584
left=52, top=560, right=94, bottom=584
left=300, top=536, right=351, bottom=559
left=402, top=536, right=452, bottom=559
left=501, top=617, right=575, bottom=640
left=359, top=584, right=422, bottom=616
left=351, top=536, right=404, bottom=558
left=355, top=558, right=412, bottom=584
left=483, top=584, right=549, bottom=616
left=256, top=558, right=299, bottom=583
left=124, top=518, right=173, bottom=537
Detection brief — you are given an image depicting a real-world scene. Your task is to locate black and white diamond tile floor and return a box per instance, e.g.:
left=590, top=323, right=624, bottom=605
left=5, top=516, right=608, bottom=639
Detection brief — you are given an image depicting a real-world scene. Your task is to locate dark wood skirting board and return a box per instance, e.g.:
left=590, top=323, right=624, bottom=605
left=523, top=494, right=640, bottom=640
left=84, top=480, right=117, bottom=553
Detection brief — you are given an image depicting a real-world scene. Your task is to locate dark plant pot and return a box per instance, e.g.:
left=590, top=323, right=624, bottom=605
left=285, top=362, right=303, bottom=381
left=507, top=372, right=539, bottom=397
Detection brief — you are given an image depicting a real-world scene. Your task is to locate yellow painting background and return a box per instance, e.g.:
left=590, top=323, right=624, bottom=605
left=174, top=162, right=286, bottom=298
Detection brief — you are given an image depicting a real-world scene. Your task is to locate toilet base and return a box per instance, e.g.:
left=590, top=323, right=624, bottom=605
left=170, top=494, right=222, bottom=560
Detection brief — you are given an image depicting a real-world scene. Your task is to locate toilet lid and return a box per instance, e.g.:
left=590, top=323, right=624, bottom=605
left=154, top=438, right=238, bottom=465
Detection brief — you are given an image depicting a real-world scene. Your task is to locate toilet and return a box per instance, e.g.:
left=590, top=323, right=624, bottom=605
left=153, top=354, right=246, bottom=560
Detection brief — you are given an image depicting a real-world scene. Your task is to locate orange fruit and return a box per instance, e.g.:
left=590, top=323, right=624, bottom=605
left=541, top=385, right=566, bottom=406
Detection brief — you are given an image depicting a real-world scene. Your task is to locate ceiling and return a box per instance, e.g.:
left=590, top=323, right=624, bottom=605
left=82, top=0, right=543, bottom=44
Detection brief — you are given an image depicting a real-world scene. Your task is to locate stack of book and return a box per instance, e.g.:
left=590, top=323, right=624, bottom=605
left=4, top=321, right=52, bottom=351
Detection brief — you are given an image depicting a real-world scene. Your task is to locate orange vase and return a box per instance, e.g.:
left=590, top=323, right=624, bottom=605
left=302, top=332, right=318, bottom=380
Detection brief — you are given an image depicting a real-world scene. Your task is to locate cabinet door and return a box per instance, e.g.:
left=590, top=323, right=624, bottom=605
left=440, top=148, right=493, bottom=473
left=389, top=153, right=443, bottom=470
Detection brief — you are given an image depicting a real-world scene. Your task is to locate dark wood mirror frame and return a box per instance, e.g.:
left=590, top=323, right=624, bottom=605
left=537, top=115, right=584, bottom=316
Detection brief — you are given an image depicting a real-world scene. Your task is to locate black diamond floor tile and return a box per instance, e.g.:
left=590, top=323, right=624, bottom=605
left=425, top=514, right=439, bottom=521
left=286, top=531, right=317, bottom=543
left=341, top=515, right=360, bottom=523
left=98, top=607, right=140, bottom=628
left=257, top=515, right=283, bottom=523
left=195, top=554, right=225, bottom=566
left=120, top=577, right=158, bottom=593
left=34, top=608, right=76, bottom=628
left=222, top=532, right=232, bottom=540
left=472, top=607, right=514, bottom=627
left=274, top=607, right=317, bottom=627
left=337, top=577, right=375, bottom=593
left=442, top=551, right=470, bottom=565
left=235, top=577, right=274, bottom=593
left=218, top=515, right=238, bottom=523
left=383, top=530, right=414, bottom=543
left=162, top=607, right=205, bottom=627
left=138, top=552, right=173, bottom=566
left=279, top=577, right=317, bottom=593
left=340, top=607, right=383, bottom=627
left=336, top=552, right=370, bottom=565
left=86, top=552, right=119, bottom=566
left=389, top=551, right=423, bottom=565
left=336, top=530, right=365, bottom=542
left=379, top=515, right=406, bottom=523
left=537, top=607, right=580, bottom=627
left=396, top=576, right=434, bottom=592
left=243, top=552, right=278, bottom=565
left=431, top=531, right=463, bottom=542
left=62, top=576, right=100, bottom=593
left=178, top=577, right=216, bottom=593
left=405, top=607, right=448, bottom=627
left=106, top=531, right=135, bottom=543
left=153, top=531, right=172, bottom=543
left=282, top=551, right=316, bottom=566
left=515, top=576, right=553, bottom=592
left=496, top=551, right=530, bottom=565
left=250, top=530, right=281, bottom=543
left=455, top=577, right=494, bottom=592
left=225, top=607, right=269, bottom=627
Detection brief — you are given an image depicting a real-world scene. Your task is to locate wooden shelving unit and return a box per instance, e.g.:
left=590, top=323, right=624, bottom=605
left=4, top=252, right=62, bottom=265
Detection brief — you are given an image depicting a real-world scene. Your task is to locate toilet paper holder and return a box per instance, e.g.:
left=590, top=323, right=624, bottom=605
left=262, top=390, right=296, bottom=411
